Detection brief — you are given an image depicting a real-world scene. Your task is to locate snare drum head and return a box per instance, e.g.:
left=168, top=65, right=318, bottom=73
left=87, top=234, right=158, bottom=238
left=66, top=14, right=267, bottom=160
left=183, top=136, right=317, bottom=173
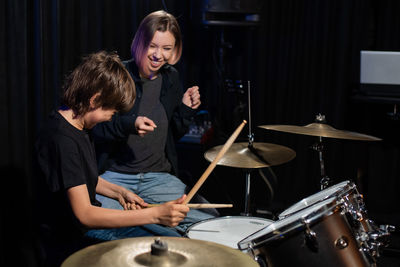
left=238, top=197, right=338, bottom=250
left=186, top=216, right=273, bottom=249
left=279, top=180, right=350, bottom=218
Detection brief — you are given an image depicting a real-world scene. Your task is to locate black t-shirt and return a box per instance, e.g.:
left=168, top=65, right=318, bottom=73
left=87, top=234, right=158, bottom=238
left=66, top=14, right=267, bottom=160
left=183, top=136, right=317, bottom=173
left=35, top=110, right=100, bottom=241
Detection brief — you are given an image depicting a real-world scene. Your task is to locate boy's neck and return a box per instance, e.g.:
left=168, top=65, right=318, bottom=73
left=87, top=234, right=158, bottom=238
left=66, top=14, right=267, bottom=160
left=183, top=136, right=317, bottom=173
left=58, top=109, right=84, bottom=130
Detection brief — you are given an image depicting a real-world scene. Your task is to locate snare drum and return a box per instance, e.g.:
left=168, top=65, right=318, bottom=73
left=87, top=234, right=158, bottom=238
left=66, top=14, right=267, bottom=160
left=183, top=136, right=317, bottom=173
left=238, top=197, right=372, bottom=267
left=186, top=216, right=274, bottom=249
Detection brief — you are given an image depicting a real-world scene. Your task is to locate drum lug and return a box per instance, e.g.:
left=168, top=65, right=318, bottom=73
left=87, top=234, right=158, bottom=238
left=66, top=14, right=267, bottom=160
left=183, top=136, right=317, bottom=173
left=344, top=201, right=364, bottom=222
left=248, top=244, right=267, bottom=267
left=379, top=224, right=396, bottom=235
left=254, top=255, right=267, bottom=267
left=369, top=224, right=395, bottom=256
left=358, top=222, right=395, bottom=262
left=356, top=231, right=370, bottom=243
left=303, top=220, right=318, bottom=252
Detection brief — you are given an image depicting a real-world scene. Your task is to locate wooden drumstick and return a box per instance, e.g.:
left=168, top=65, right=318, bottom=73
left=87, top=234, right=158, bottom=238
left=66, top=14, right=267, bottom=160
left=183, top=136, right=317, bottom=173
left=183, top=120, right=247, bottom=204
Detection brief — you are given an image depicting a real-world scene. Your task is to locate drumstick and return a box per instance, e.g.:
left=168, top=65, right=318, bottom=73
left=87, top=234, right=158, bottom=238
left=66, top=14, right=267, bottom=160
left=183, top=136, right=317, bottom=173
left=147, top=203, right=233, bottom=209
left=183, top=120, right=247, bottom=204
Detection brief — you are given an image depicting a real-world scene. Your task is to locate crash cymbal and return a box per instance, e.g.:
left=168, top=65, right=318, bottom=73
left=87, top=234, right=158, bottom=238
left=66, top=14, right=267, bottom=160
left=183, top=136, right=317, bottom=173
left=61, top=236, right=258, bottom=267
left=259, top=123, right=382, bottom=141
left=204, top=142, right=296, bottom=168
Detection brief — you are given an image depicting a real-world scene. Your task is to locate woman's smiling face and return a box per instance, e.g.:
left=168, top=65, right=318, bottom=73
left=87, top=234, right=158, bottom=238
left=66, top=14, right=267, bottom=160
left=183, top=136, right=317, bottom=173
left=140, top=30, right=176, bottom=79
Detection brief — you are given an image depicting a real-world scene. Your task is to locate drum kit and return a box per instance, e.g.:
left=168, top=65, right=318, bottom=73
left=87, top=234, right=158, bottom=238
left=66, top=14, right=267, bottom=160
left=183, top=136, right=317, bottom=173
left=196, top=113, right=393, bottom=266
left=62, top=113, right=394, bottom=266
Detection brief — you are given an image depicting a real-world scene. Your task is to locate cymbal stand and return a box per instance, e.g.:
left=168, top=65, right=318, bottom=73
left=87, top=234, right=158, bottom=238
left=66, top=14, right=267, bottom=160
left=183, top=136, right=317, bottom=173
left=311, top=136, right=330, bottom=190
left=311, top=114, right=331, bottom=190
left=247, top=81, right=254, bottom=147
left=243, top=81, right=253, bottom=216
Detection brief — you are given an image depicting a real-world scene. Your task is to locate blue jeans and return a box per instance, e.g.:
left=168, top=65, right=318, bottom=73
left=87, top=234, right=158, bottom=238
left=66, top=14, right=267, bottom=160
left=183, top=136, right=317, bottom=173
left=86, top=171, right=216, bottom=240
left=86, top=224, right=181, bottom=241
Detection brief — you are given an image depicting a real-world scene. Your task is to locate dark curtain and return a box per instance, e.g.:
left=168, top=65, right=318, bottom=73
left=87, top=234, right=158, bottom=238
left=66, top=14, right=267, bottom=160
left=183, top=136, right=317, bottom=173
left=252, top=0, right=372, bottom=208
left=250, top=0, right=400, bottom=223
left=1, top=0, right=400, bottom=265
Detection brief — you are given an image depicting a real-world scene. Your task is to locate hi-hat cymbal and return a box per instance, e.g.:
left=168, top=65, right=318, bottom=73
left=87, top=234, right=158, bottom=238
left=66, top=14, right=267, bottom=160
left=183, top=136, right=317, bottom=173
left=204, top=142, right=296, bottom=168
left=259, top=123, right=382, bottom=141
left=61, top=237, right=258, bottom=267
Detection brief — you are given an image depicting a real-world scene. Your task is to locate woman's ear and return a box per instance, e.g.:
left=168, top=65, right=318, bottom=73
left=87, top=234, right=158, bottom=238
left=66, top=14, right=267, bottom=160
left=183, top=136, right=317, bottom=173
left=89, top=92, right=101, bottom=109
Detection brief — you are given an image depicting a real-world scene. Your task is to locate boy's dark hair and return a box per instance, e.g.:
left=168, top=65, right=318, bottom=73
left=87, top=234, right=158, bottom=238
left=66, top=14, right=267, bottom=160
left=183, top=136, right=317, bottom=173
left=61, top=51, right=136, bottom=116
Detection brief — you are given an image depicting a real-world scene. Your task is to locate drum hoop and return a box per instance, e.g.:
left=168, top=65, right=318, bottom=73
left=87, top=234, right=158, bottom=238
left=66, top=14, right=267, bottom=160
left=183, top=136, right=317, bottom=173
left=185, top=216, right=273, bottom=237
left=238, top=197, right=341, bottom=250
left=279, top=180, right=355, bottom=219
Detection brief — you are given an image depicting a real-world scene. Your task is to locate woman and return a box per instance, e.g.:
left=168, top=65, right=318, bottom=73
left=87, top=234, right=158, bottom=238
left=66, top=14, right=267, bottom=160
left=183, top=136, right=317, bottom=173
left=91, top=10, right=216, bottom=239
left=35, top=51, right=189, bottom=266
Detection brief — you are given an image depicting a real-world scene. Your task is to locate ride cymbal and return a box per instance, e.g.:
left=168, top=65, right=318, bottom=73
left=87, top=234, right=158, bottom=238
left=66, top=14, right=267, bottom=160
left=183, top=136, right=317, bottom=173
left=258, top=123, right=382, bottom=141
left=61, top=237, right=258, bottom=267
left=204, top=142, right=296, bottom=169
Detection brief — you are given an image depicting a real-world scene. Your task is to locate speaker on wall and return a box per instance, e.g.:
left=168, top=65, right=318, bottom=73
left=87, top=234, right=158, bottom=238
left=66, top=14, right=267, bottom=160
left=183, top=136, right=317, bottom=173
left=191, top=0, right=263, bottom=26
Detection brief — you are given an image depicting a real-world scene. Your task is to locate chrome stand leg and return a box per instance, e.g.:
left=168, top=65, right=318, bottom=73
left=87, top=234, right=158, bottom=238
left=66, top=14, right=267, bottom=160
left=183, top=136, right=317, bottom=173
left=243, top=171, right=251, bottom=216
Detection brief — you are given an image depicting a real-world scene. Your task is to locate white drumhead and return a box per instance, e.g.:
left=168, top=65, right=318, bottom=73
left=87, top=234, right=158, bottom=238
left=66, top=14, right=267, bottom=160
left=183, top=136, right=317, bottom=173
left=279, top=180, right=350, bottom=218
left=186, top=216, right=274, bottom=249
left=239, top=197, right=338, bottom=250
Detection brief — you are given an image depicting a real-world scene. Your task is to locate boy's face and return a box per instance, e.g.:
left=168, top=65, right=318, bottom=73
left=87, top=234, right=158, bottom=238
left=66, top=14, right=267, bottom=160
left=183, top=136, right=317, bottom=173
left=84, top=107, right=116, bottom=129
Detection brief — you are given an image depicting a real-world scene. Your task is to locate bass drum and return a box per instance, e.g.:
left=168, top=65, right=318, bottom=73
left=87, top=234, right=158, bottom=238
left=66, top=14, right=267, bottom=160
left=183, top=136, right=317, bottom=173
left=186, top=216, right=274, bottom=249
left=238, top=197, right=373, bottom=267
